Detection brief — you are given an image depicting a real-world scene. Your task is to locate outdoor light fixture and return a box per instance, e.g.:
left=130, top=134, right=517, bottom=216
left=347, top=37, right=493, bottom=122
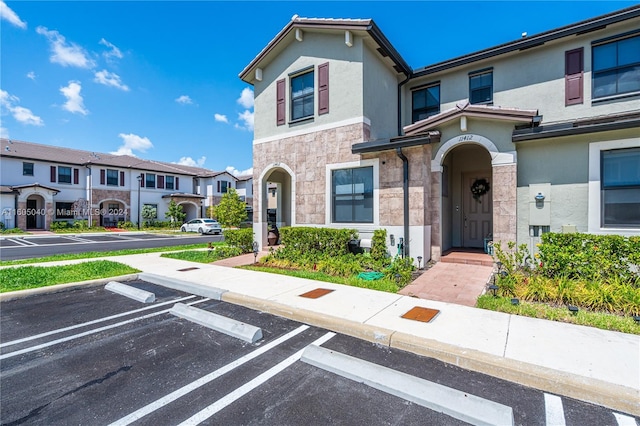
left=394, top=273, right=401, bottom=284
left=496, top=261, right=503, bottom=272
left=252, top=241, right=259, bottom=264
left=511, top=298, right=520, bottom=306
left=488, top=284, right=499, bottom=297
left=632, top=315, right=640, bottom=324
left=417, top=256, right=423, bottom=270
left=568, top=305, right=579, bottom=314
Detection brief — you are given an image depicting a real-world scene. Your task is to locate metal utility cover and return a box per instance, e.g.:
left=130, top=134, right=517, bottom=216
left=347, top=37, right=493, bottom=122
left=299, top=288, right=334, bottom=299
left=401, top=306, right=440, bottom=323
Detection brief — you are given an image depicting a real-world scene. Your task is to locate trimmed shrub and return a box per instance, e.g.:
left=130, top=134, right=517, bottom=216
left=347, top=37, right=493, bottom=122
left=223, top=228, right=253, bottom=253
left=370, top=229, right=388, bottom=262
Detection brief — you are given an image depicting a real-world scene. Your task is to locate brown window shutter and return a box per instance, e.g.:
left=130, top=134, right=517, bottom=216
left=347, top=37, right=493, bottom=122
left=217, top=181, right=221, bottom=192
left=50, top=166, right=56, bottom=182
left=120, top=171, right=125, bottom=186
left=318, top=62, right=329, bottom=115
left=158, top=175, right=165, bottom=189
left=140, top=173, right=145, bottom=187
left=100, top=169, right=106, bottom=185
left=73, top=168, right=79, bottom=185
left=276, top=78, right=286, bottom=125
left=175, top=177, right=179, bottom=190
left=565, top=48, right=583, bottom=105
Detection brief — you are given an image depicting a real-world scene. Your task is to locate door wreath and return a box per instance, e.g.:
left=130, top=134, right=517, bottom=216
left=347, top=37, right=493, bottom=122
left=470, top=178, right=490, bottom=202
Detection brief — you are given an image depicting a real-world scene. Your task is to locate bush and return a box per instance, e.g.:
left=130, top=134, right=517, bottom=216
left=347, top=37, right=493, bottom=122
left=50, top=221, right=71, bottom=231
left=118, top=221, right=135, bottom=229
left=223, top=228, right=253, bottom=253
left=370, top=229, right=388, bottom=262
left=278, top=227, right=356, bottom=259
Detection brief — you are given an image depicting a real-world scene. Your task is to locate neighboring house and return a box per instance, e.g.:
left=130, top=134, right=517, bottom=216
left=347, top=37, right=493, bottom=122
left=240, top=7, right=640, bottom=261
left=0, top=139, right=252, bottom=230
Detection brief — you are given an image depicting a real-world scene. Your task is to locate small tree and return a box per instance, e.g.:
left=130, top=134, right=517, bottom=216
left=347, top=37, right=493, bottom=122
left=141, top=205, right=157, bottom=227
left=213, top=188, right=247, bottom=228
left=165, top=200, right=186, bottom=228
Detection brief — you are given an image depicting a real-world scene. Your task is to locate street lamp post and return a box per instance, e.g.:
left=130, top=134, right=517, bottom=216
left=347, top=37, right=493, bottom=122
left=137, top=174, right=142, bottom=230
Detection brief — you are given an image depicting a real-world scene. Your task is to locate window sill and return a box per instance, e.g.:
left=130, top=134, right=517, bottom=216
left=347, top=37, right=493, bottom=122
left=289, top=116, right=314, bottom=126
left=592, top=91, right=640, bottom=104
left=470, top=101, right=493, bottom=106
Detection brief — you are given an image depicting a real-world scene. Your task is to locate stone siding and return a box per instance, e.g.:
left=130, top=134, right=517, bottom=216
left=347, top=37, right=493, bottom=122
left=492, top=163, right=518, bottom=247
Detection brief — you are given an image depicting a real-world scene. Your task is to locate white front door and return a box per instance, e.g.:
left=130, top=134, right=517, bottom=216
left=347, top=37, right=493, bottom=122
left=463, top=172, right=492, bottom=248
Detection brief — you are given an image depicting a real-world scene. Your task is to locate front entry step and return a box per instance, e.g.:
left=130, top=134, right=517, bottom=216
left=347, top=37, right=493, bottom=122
left=441, top=249, right=493, bottom=267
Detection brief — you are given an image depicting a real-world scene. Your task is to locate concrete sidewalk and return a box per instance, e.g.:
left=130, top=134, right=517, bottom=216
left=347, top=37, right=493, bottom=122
left=2, top=252, right=639, bottom=416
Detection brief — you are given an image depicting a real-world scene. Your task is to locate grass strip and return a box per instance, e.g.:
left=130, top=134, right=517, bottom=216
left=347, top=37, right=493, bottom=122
left=476, top=294, right=640, bottom=335
left=162, top=250, right=223, bottom=263
left=241, top=265, right=399, bottom=293
left=0, top=243, right=223, bottom=266
left=0, top=260, right=140, bottom=293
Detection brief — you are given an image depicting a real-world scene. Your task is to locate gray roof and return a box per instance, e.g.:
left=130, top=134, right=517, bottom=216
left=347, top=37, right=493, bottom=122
left=1, top=138, right=224, bottom=177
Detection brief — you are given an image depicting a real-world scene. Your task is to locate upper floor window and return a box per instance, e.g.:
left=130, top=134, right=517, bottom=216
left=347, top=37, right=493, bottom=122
left=145, top=173, right=156, bottom=189
left=58, top=166, right=72, bottom=184
left=218, top=180, right=231, bottom=194
left=23, top=162, right=34, bottom=176
left=291, top=70, right=314, bottom=121
left=332, top=166, right=373, bottom=224
left=469, top=69, right=493, bottom=104
left=601, top=147, right=640, bottom=227
left=106, top=169, right=119, bottom=186
left=166, top=176, right=174, bottom=190
left=412, top=84, right=440, bottom=123
left=593, top=34, right=640, bottom=99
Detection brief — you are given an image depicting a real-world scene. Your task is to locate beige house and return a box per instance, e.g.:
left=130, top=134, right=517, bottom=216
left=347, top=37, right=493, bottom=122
left=241, top=7, right=640, bottom=261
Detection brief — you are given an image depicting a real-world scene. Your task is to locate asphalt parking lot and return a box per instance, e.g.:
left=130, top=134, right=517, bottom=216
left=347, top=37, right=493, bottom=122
left=1, top=281, right=637, bottom=425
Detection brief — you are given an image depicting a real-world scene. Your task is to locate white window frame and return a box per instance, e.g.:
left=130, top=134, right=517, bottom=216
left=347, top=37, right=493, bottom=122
left=325, top=158, right=379, bottom=227
left=588, top=138, right=640, bottom=235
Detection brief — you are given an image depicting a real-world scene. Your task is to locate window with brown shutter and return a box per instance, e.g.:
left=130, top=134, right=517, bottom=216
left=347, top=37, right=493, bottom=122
left=100, top=169, right=106, bottom=185
left=120, top=171, right=125, bottom=186
left=50, top=166, right=56, bottom=182
left=140, top=173, right=145, bottom=187
left=158, top=175, right=165, bottom=189
left=565, top=48, right=583, bottom=105
left=276, top=79, right=286, bottom=125
left=318, top=62, right=329, bottom=115
left=175, top=177, right=179, bottom=190
left=73, top=168, right=79, bottom=185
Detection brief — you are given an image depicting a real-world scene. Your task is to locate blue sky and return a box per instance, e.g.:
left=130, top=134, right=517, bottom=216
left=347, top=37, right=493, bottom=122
left=1, top=1, right=636, bottom=176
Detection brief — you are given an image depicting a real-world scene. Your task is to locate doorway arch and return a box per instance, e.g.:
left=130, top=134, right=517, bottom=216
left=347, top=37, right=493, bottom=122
left=255, top=163, right=295, bottom=248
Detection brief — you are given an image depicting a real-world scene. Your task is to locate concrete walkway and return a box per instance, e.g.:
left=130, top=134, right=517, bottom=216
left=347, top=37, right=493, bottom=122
left=2, top=252, right=638, bottom=416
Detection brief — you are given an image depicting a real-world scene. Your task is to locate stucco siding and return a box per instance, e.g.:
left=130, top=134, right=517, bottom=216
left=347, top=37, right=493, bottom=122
left=253, top=32, right=366, bottom=142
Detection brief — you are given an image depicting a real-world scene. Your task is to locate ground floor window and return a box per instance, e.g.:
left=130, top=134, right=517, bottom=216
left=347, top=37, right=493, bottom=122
left=332, top=166, right=373, bottom=223
left=601, top=147, right=640, bottom=227
left=55, top=202, right=74, bottom=219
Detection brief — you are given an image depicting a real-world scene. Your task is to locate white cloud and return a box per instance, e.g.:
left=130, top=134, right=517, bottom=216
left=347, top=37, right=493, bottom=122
left=0, top=127, right=8, bottom=139
left=99, top=38, right=123, bottom=60
left=60, top=81, right=88, bottom=115
left=111, top=133, right=153, bottom=156
left=176, top=156, right=206, bottom=167
left=36, top=26, right=95, bottom=68
left=237, top=87, right=254, bottom=109
left=0, top=1, right=26, bottom=29
left=94, top=70, right=129, bottom=91
left=175, top=95, right=193, bottom=105
left=0, top=89, right=44, bottom=126
left=225, top=166, right=253, bottom=177
left=214, top=113, right=228, bottom=123
left=26, top=71, right=36, bottom=80
left=236, top=110, right=254, bottom=131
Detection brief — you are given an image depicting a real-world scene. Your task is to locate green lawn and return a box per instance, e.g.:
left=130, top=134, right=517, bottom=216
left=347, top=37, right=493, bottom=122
left=0, top=261, right=140, bottom=293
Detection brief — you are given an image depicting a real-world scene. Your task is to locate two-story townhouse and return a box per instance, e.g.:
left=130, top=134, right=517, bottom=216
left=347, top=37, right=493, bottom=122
left=0, top=139, right=252, bottom=230
left=241, top=6, right=640, bottom=261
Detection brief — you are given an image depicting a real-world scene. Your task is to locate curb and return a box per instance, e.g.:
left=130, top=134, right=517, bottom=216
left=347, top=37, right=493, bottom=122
left=221, top=291, right=640, bottom=417
left=0, top=274, right=139, bottom=302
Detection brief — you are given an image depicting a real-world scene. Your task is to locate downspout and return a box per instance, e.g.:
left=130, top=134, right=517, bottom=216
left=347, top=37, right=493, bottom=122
left=85, top=165, right=92, bottom=227
left=396, top=74, right=411, bottom=258
left=396, top=148, right=409, bottom=258
left=13, top=189, right=19, bottom=230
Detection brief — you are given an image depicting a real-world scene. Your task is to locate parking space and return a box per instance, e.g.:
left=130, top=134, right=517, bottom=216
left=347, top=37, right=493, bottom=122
left=1, top=281, right=637, bottom=425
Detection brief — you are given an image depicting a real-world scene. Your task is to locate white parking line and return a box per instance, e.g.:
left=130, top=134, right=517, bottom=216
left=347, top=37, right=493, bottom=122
left=177, top=332, right=335, bottom=426
left=8, top=238, right=38, bottom=246
left=0, top=298, right=208, bottom=360
left=614, top=413, right=639, bottom=426
left=544, top=393, right=566, bottom=426
left=63, top=236, right=95, bottom=243
left=0, top=295, right=196, bottom=349
left=109, top=325, right=315, bottom=426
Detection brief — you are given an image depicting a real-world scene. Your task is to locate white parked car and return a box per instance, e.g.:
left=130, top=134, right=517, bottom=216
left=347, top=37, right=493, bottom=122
left=180, top=218, right=222, bottom=235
